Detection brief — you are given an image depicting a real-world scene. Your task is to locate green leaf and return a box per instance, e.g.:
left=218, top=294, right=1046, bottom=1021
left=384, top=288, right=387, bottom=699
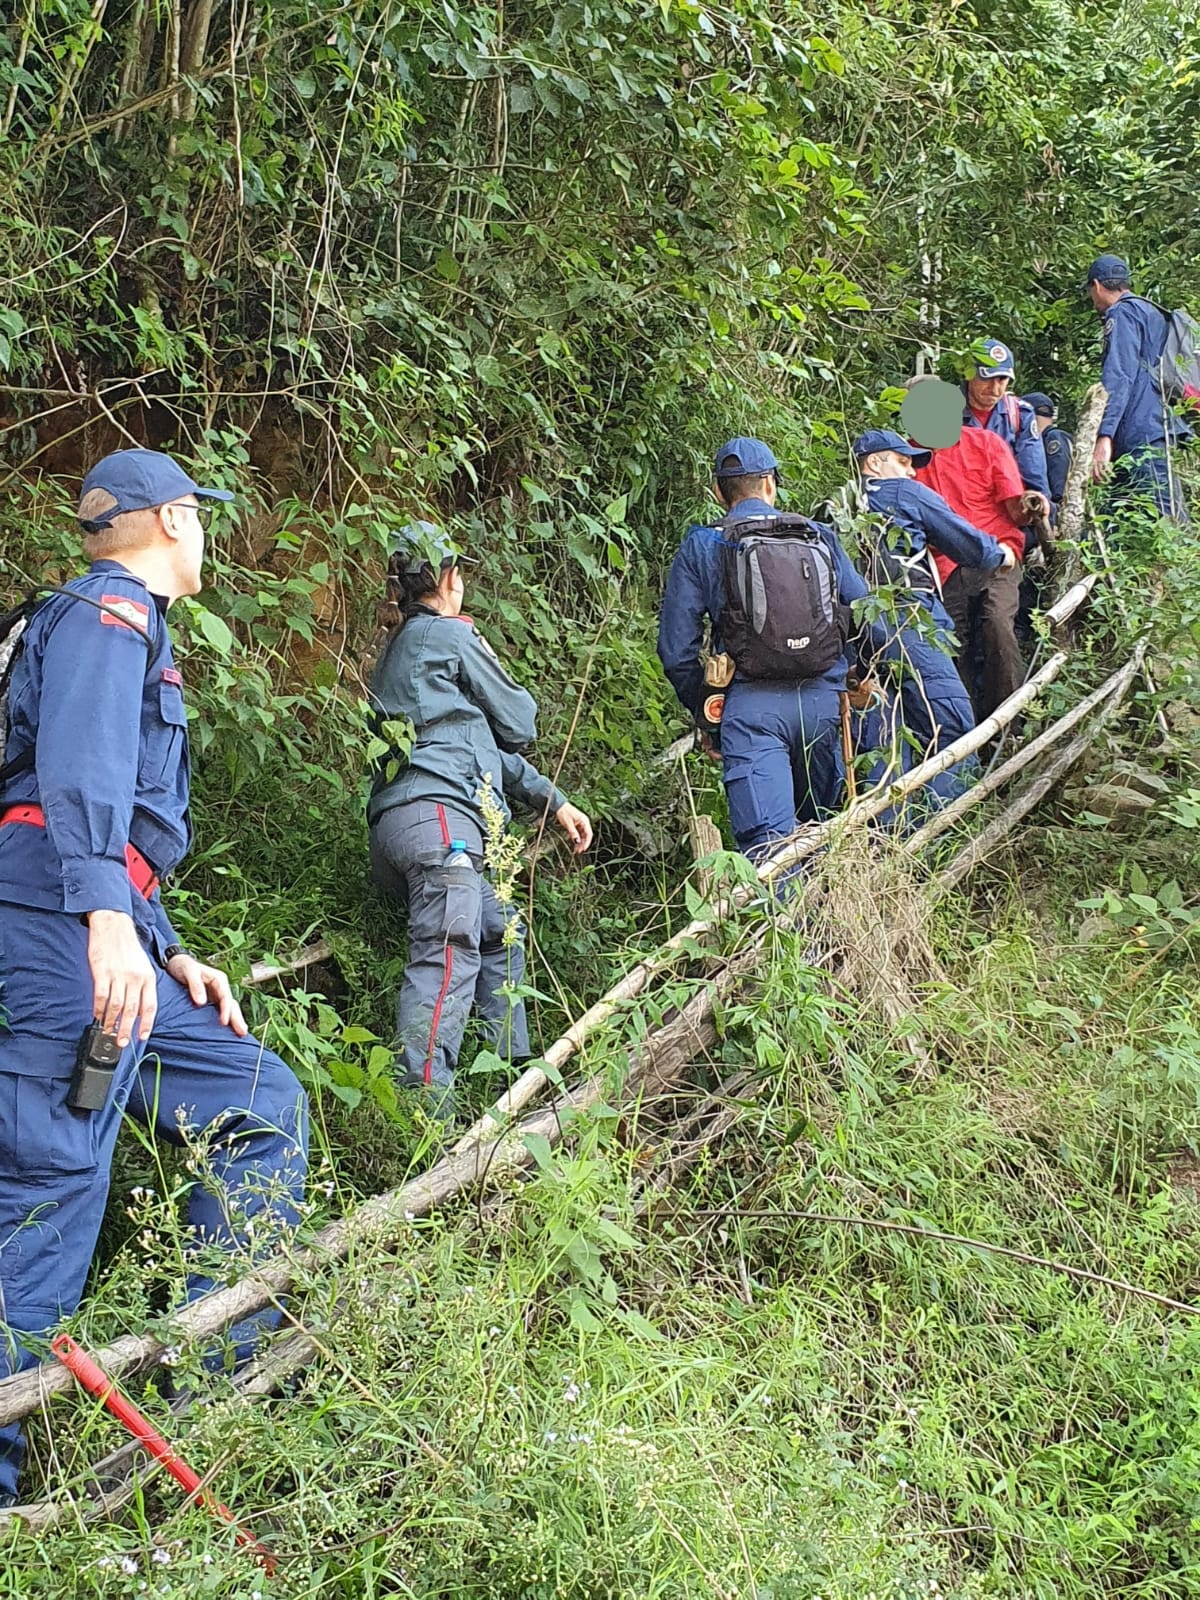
left=618, top=1306, right=664, bottom=1341
left=568, top=1291, right=602, bottom=1332
left=435, top=247, right=461, bottom=283
left=523, top=1131, right=556, bottom=1173
left=194, top=608, right=235, bottom=655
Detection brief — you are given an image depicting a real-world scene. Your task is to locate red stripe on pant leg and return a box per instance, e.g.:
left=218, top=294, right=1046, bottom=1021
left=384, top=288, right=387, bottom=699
left=423, top=944, right=454, bottom=1086
left=436, top=802, right=450, bottom=848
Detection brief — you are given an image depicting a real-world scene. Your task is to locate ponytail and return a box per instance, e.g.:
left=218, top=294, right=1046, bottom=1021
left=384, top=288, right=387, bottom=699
left=379, top=552, right=441, bottom=635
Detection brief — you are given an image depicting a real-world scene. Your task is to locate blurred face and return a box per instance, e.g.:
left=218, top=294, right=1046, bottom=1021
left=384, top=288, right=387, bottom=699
left=159, top=497, right=207, bottom=596
left=967, top=374, right=1010, bottom=411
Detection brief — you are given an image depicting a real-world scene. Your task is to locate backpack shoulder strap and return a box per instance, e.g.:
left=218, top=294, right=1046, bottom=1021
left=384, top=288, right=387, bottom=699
left=0, top=585, right=154, bottom=791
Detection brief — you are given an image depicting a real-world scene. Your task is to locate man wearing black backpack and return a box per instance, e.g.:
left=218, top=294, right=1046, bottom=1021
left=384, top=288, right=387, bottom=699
left=657, top=437, right=870, bottom=857
left=1086, top=254, right=1192, bottom=523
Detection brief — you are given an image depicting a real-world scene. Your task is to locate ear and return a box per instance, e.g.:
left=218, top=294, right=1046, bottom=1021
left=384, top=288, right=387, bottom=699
left=711, top=477, right=729, bottom=508
left=158, top=502, right=186, bottom=542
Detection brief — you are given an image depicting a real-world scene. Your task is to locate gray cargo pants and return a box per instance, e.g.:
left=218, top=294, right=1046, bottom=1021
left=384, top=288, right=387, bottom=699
left=369, top=800, right=529, bottom=1096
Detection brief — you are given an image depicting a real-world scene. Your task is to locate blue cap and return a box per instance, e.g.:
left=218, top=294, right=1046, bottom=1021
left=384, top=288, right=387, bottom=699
left=1022, top=391, right=1056, bottom=418
left=713, top=437, right=780, bottom=478
left=1086, top=253, right=1130, bottom=286
left=974, top=339, right=1016, bottom=379
left=852, top=429, right=931, bottom=468
left=78, top=448, right=234, bottom=529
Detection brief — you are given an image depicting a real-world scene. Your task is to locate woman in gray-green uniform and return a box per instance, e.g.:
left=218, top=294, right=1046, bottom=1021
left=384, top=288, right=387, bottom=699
left=368, top=524, right=593, bottom=1119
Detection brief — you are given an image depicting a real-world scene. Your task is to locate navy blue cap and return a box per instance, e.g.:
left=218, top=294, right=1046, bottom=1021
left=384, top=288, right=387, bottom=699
left=852, top=429, right=931, bottom=468
left=78, top=448, right=233, bottom=529
left=1022, top=391, right=1056, bottom=418
left=1086, top=253, right=1130, bottom=286
left=974, top=339, right=1015, bottom=379
left=713, top=437, right=780, bottom=477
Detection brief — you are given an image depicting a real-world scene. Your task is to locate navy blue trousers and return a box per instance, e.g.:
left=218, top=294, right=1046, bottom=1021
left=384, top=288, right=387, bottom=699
left=719, top=677, right=845, bottom=856
left=0, top=906, right=308, bottom=1500
left=1107, top=447, right=1189, bottom=525
left=874, top=609, right=977, bottom=804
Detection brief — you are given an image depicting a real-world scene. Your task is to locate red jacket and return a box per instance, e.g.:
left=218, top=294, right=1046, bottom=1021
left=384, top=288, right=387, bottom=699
left=916, top=427, right=1025, bottom=582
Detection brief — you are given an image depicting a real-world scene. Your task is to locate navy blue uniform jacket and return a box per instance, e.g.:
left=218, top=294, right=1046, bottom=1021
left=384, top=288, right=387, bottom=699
left=1043, top=426, right=1073, bottom=505
left=656, top=498, right=868, bottom=720
left=0, top=562, right=187, bottom=952
left=1099, top=294, right=1193, bottom=458
left=963, top=392, right=1050, bottom=500
left=861, top=477, right=1005, bottom=602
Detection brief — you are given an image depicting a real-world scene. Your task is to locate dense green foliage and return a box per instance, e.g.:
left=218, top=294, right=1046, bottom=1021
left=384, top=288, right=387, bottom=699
left=6, top=0, right=1200, bottom=1594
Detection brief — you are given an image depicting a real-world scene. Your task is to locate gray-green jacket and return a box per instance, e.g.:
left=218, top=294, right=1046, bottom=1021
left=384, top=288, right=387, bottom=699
left=367, top=607, right=567, bottom=829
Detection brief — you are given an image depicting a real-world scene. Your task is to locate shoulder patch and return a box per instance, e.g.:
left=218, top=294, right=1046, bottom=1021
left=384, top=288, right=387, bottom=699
left=99, top=594, right=151, bottom=633
left=1104, top=318, right=1115, bottom=337
left=1046, top=438, right=1061, bottom=455
left=473, top=628, right=498, bottom=660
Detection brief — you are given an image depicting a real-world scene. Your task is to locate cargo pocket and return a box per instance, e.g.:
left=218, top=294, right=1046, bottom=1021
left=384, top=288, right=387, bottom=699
left=146, top=680, right=188, bottom=786
left=438, top=868, right=482, bottom=949
left=722, top=772, right=765, bottom=851
left=0, top=1073, right=101, bottom=1180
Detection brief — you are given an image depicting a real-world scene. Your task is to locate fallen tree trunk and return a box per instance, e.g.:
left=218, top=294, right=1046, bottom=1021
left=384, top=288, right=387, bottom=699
left=0, top=936, right=761, bottom=1436
left=936, top=667, right=1141, bottom=889
left=1054, top=381, right=1107, bottom=593
left=455, top=652, right=1072, bottom=1153
left=903, top=648, right=1145, bottom=857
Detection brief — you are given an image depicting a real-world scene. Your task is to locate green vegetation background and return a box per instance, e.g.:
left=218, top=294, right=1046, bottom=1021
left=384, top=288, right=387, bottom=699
left=5, top=0, right=1200, bottom=1594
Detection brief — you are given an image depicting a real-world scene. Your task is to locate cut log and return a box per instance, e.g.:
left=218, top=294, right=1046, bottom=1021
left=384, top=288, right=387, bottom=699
left=1054, top=382, right=1107, bottom=593
left=903, top=649, right=1145, bottom=856
left=243, top=941, right=335, bottom=989
left=936, top=667, right=1141, bottom=889
left=0, top=939, right=761, bottom=1436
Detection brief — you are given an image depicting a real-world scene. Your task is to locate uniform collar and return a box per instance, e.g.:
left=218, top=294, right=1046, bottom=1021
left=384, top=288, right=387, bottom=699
left=88, top=558, right=169, bottom=616
left=722, top=496, right=776, bottom=521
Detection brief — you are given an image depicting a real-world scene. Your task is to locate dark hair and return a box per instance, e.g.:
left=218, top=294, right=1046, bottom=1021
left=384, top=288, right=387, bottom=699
left=716, top=457, right=775, bottom=505
left=1097, top=276, right=1130, bottom=292
left=378, top=552, right=446, bottom=633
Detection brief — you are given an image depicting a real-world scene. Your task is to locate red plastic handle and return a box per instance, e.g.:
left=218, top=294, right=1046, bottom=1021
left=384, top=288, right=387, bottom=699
left=51, top=1335, right=275, bottom=1573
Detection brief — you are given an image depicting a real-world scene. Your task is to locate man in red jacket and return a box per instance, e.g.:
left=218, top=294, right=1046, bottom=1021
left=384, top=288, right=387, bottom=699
left=912, top=395, right=1031, bottom=718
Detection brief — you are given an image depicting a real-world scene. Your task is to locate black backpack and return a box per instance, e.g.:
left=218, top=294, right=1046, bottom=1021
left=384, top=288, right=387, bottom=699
left=719, top=513, right=849, bottom=681
left=0, top=587, right=152, bottom=785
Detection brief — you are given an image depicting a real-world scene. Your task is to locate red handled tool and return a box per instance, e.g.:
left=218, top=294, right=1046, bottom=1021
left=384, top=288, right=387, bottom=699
left=51, top=1335, right=276, bottom=1573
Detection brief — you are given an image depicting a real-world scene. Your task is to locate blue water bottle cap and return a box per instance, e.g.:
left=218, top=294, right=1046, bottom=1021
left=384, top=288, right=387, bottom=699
left=450, top=839, right=468, bottom=851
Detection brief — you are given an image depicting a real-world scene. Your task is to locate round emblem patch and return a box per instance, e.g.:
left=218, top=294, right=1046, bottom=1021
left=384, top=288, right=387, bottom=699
left=702, top=693, right=725, bottom=726
left=989, top=343, right=1007, bottom=362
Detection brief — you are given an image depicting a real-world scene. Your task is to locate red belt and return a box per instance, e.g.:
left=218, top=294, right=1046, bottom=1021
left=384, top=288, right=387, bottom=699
left=0, top=804, right=160, bottom=898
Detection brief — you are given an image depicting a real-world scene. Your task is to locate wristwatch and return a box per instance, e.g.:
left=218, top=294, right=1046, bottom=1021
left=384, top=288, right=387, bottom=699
left=162, top=943, right=188, bottom=965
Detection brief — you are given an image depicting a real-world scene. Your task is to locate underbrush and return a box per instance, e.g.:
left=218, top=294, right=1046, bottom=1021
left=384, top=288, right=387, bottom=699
left=9, top=827, right=1200, bottom=1598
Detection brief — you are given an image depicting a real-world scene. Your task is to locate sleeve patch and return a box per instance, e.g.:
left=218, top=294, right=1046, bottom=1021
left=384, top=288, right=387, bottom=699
left=99, top=594, right=151, bottom=632
left=1103, top=318, right=1115, bottom=337
left=1046, top=439, right=1061, bottom=455
left=161, top=666, right=182, bottom=685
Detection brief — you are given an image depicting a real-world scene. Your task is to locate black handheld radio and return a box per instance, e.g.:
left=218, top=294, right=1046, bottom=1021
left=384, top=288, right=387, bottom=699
left=67, top=1022, right=122, bottom=1112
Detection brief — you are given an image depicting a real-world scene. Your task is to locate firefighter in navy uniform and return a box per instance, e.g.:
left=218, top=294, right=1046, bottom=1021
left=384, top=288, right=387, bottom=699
left=960, top=338, right=1052, bottom=512
left=1085, top=253, right=1192, bottom=523
left=854, top=429, right=1013, bottom=795
left=1022, top=392, right=1074, bottom=510
left=0, top=449, right=308, bottom=1506
left=367, top=525, right=592, bottom=1122
left=657, top=437, right=873, bottom=856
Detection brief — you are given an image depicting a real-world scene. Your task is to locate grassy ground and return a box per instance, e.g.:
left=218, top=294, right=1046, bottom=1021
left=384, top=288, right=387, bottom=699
left=6, top=794, right=1200, bottom=1598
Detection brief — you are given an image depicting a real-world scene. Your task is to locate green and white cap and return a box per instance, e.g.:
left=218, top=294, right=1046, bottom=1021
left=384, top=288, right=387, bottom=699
left=388, top=519, right=475, bottom=575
